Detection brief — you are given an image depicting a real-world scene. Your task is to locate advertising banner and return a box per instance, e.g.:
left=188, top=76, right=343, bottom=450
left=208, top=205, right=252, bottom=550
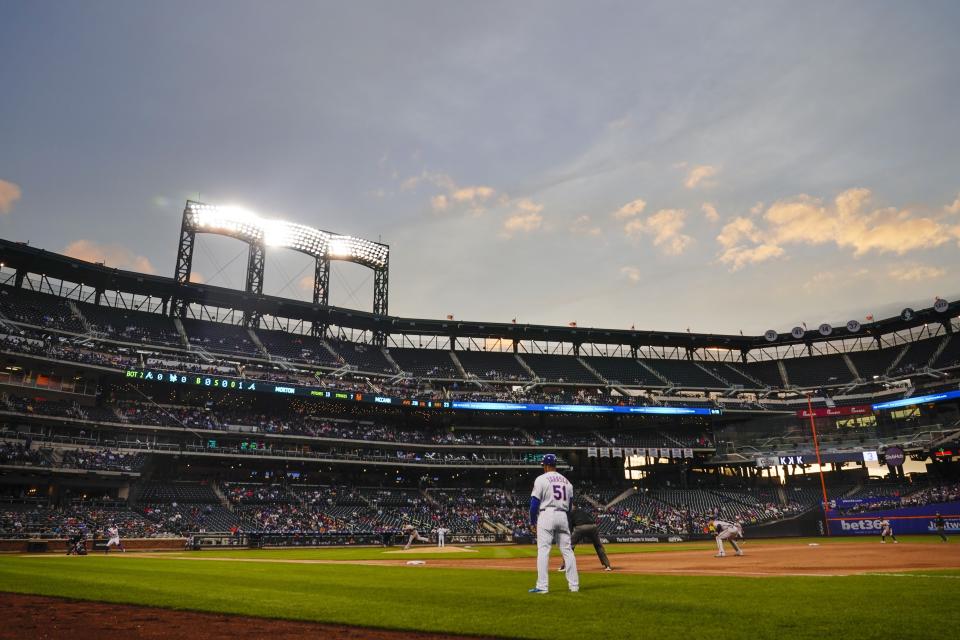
left=826, top=501, right=960, bottom=536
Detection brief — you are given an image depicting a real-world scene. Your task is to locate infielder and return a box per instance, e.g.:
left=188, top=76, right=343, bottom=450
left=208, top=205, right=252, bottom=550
left=402, top=523, right=430, bottom=550
left=436, top=526, right=449, bottom=548
left=105, top=524, right=125, bottom=553
left=935, top=512, right=948, bottom=542
left=529, top=453, right=579, bottom=593
left=880, top=519, right=898, bottom=544
left=710, top=519, right=744, bottom=557
left=559, top=505, right=611, bottom=571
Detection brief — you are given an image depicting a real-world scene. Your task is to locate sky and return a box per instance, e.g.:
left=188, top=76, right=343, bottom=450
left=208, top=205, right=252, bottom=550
left=1, top=1, right=959, bottom=335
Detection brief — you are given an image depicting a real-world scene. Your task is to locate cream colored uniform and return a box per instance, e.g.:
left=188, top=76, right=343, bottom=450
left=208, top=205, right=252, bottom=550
left=436, top=527, right=448, bottom=547
left=402, top=524, right=429, bottom=550
left=712, top=519, right=743, bottom=556
left=531, top=471, right=579, bottom=592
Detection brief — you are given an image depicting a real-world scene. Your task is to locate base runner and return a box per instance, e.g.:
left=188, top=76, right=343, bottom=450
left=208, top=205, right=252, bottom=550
left=710, top=519, right=743, bottom=557
left=529, top=454, right=579, bottom=594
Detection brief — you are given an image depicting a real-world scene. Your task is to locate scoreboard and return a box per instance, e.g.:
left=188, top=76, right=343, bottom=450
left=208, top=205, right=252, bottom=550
left=124, top=369, right=720, bottom=416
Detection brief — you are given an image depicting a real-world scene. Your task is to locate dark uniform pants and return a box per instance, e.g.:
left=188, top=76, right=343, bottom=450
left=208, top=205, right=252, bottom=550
left=570, top=524, right=610, bottom=568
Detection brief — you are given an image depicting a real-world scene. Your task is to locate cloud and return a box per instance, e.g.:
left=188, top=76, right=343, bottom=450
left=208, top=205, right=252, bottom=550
left=570, top=215, right=601, bottom=237
left=403, top=171, right=496, bottom=214
left=717, top=188, right=960, bottom=270
left=620, top=266, right=642, bottom=283
left=452, top=186, right=495, bottom=203
left=189, top=272, right=205, bottom=284
left=701, top=202, right=720, bottom=222
left=431, top=194, right=448, bottom=212
left=502, top=199, right=544, bottom=237
left=887, top=263, right=946, bottom=282
left=947, top=193, right=960, bottom=214
left=684, top=165, right=719, bottom=189
left=63, top=240, right=156, bottom=274
left=0, top=179, right=22, bottom=214
left=625, top=208, right=693, bottom=255
left=802, top=268, right=869, bottom=292
left=612, top=198, right=646, bottom=220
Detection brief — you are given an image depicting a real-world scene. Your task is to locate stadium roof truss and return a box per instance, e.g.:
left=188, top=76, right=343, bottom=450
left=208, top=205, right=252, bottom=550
left=173, top=201, right=389, bottom=339
left=0, top=237, right=956, bottom=362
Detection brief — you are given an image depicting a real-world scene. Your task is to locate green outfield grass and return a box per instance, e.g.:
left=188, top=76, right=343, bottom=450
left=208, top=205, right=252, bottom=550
left=0, top=539, right=953, bottom=639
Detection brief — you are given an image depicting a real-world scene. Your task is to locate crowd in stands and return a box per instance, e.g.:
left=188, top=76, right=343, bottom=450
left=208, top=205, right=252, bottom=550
left=60, top=449, right=144, bottom=472
left=0, top=440, right=51, bottom=467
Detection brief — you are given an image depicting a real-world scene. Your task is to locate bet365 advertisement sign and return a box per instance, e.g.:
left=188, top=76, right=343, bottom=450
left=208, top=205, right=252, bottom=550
left=826, top=501, right=960, bottom=536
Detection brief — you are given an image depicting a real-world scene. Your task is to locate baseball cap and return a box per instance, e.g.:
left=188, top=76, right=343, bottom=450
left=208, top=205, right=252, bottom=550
left=542, top=453, right=557, bottom=466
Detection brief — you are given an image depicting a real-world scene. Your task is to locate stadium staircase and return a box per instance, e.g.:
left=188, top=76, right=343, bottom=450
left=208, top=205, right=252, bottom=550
left=246, top=329, right=269, bottom=359
left=579, top=492, right=605, bottom=510
left=726, top=363, right=763, bottom=387
left=883, top=345, right=909, bottom=375
left=577, top=357, right=609, bottom=384
left=514, top=354, right=537, bottom=380
left=695, top=361, right=730, bottom=387
left=591, top=431, right=613, bottom=446
left=776, top=360, right=790, bottom=387
left=66, top=301, right=94, bottom=334
left=381, top=348, right=402, bottom=374
left=448, top=351, right=470, bottom=380
left=171, top=318, right=191, bottom=349
left=637, top=360, right=671, bottom=386
left=843, top=354, right=860, bottom=380
left=210, top=482, right=235, bottom=513
left=320, top=339, right=344, bottom=363
left=604, top=486, right=638, bottom=509
left=928, top=336, right=952, bottom=368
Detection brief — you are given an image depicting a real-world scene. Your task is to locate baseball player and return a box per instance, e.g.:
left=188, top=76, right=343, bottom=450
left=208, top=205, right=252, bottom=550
left=105, top=524, right=125, bottom=553
left=710, top=519, right=744, bottom=557
left=934, top=512, right=948, bottom=542
left=880, top=519, right=898, bottom=544
left=528, top=453, right=579, bottom=594
left=559, top=505, right=611, bottom=571
left=402, top=524, right=429, bottom=550
left=436, top=526, right=449, bottom=548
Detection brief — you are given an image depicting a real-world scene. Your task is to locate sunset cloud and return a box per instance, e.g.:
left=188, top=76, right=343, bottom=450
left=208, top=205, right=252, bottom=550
left=612, top=198, right=647, bottom=220
left=717, top=188, right=959, bottom=270
left=63, top=240, right=156, bottom=274
left=684, top=164, right=719, bottom=189
left=625, top=208, right=692, bottom=255
left=570, top=215, right=601, bottom=237
left=0, top=179, right=22, bottom=214
left=887, top=263, right=946, bottom=282
left=502, top=199, right=544, bottom=237
left=701, top=202, right=720, bottom=222
left=620, top=266, right=642, bottom=283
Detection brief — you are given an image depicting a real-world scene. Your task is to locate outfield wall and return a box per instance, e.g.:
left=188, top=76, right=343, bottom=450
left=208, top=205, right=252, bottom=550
left=0, top=538, right=187, bottom=553
left=826, top=501, right=960, bottom=536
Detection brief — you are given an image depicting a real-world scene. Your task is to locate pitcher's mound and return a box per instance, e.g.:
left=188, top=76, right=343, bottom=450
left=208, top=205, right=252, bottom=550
left=384, top=546, right=478, bottom=554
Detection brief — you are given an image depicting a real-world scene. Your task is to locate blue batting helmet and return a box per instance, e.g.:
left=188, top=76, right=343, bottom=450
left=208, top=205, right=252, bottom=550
left=542, top=453, right=557, bottom=466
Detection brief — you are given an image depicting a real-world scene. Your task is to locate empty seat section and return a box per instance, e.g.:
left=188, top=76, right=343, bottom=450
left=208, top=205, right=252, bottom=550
left=783, top=353, right=853, bottom=387
left=847, top=347, right=905, bottom=379
left=642, top=359, right=726, bottom=388
left=181, top=319, right=262, bottom=356
left=736, top=361, right=784, bottom=387
left=520, top=353, right=600, bottom=383
left=389, top=348, right=459, bottom=378
left=77, top=302, right=182, bottom=345
left=329, top=340, right=395, bottom=373
left=582, top=356, right=664, bottom=386
left=455, top=350, right=530, bottom=381
left=257, top=330, right=339, bottom=366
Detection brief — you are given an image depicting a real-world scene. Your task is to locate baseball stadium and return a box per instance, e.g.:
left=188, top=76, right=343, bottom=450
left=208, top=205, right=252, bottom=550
left=2, top=3, right=960, bottom=639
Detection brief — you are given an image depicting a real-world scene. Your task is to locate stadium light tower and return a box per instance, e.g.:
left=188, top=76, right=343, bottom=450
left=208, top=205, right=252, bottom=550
left=171, top=201, right=390, bottom=338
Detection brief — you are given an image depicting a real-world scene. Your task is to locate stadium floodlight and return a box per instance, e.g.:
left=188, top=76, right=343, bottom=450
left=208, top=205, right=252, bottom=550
left=183, top=201, right=388, bottom=269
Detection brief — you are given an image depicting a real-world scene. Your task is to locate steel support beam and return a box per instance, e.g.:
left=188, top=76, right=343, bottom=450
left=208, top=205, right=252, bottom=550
left=311, top=256, right=330, bottom=337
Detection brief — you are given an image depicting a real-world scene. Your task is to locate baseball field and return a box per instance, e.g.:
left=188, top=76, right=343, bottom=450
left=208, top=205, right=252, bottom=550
left=0, top=537, right=957, bottom=639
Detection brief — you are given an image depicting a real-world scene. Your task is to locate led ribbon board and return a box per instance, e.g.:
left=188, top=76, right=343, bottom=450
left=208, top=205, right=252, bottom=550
left=184, top=201, right=388, bottom=268
left=871, top=389, right=960, bottom=411
left=124, top=369, right=720, bottom=416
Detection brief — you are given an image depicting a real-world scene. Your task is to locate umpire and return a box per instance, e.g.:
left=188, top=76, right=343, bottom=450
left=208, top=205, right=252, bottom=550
left=559, top=505, right=612, bottom=572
